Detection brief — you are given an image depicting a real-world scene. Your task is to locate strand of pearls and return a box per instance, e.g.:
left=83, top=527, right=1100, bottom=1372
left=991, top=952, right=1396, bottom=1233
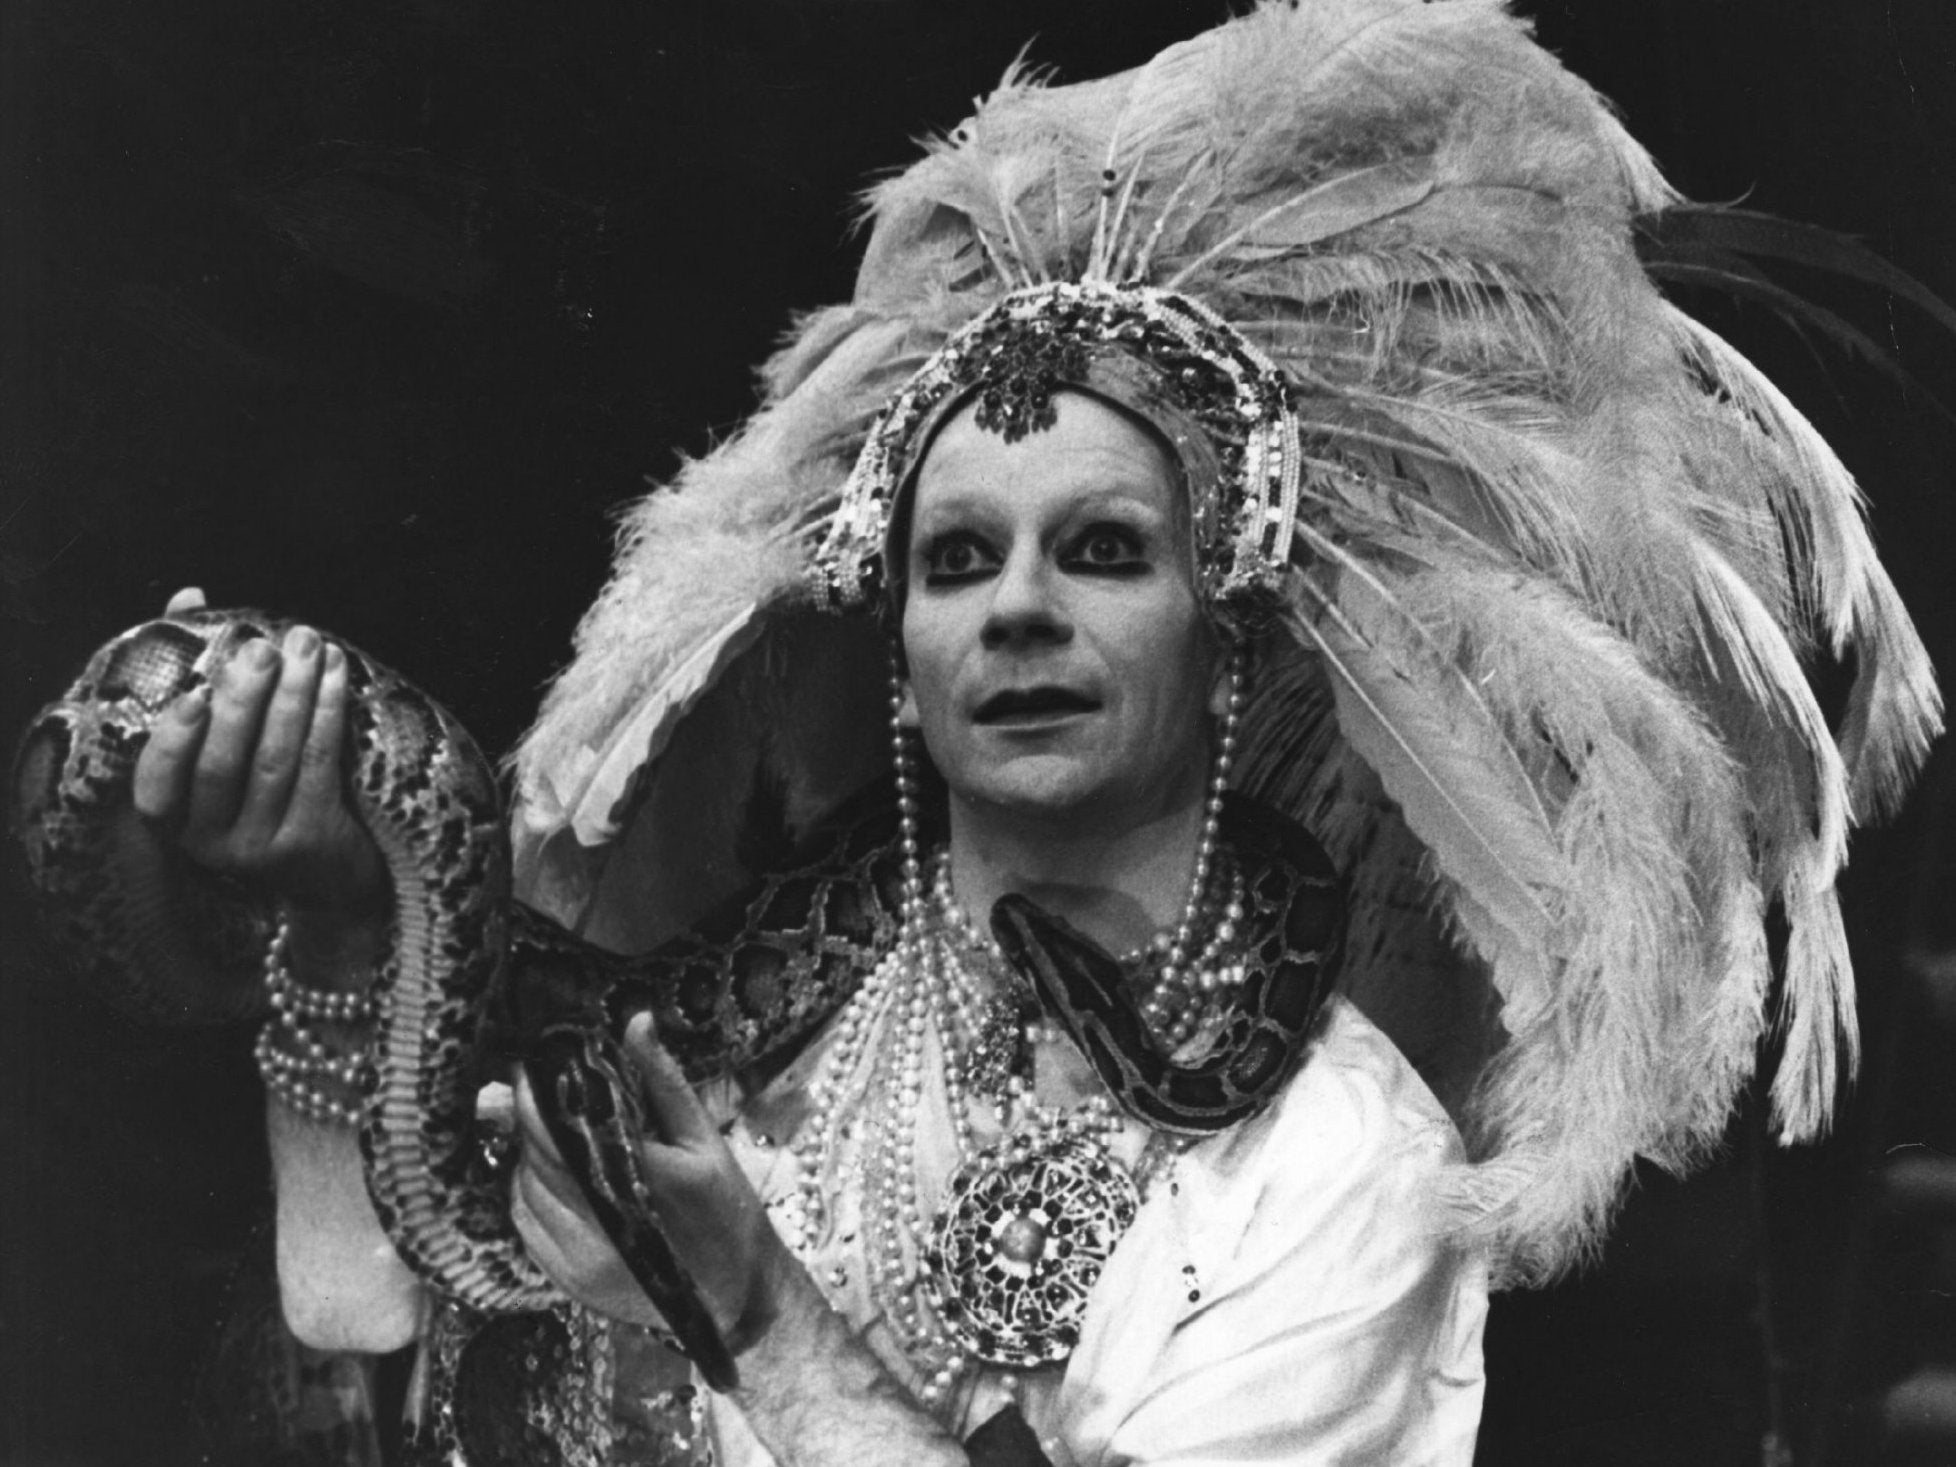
left=790, top=644, right=1249, bottom=1405
left=1138, top=861, right=1248, bottom=1049
left=791, top=656, right=933, bottom=1254
left=1140, top=645, right=1247, bottom=1046
left=934, top=844, right=1248, bottom=1052
left=253, top=917, right=374, bottom=1126
left=792, top=657, right=982, bottom=1391
left=932, top=645, right=1251, bottom=1051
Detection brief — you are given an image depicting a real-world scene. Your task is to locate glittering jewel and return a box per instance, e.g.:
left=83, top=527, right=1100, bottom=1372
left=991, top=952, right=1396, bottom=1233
left=958, top=990, right=1035, bottom=1099
left=971, top=324, right=1092, bottom=443
left=922, top=1108, right=1137, bottom=1369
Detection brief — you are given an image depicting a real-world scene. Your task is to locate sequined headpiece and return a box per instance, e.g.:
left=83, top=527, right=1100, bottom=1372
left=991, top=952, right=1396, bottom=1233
left=812, top=281, right=1302, bottom=611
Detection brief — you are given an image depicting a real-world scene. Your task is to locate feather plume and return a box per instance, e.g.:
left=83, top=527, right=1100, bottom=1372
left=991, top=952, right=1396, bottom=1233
left=1663, top=306, right=1942, bottom=818
left=1389, top=568, right=1762, bottom=1277
left=1689, top=544, right=1849, bottom=869
left=1284, top=573, right=1564, bottom=967
left=1774, top=869, right=1858, bottom=1140
left=510, top=0, right=1939, bottom=1283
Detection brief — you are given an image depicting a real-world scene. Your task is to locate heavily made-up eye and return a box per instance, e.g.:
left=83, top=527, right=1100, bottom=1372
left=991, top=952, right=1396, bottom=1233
left=918, top=530, right=1000, bottom=585
left=1064, top=523, right=1149, bottom=574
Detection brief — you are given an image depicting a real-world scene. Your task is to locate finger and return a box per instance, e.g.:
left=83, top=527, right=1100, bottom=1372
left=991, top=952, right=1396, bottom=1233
left=513, top=1124, right=590, bottom=1219
left=233, top=626, right=325, bottom=837
left=164, top=586, right=208, bottom=616
left=511, top=1156, right=597, bottom=1262
left=286, top=641, right=351, bottom=836
left=509, top=1163, right=662, bottom=1325
left=625, top=1014, right=716, bottom=1150
left=132, top=688, right=211, bottom=822
left=508, top=1160, right=554, bottom=1250
left=183, top=639, right=282, bottom=842
left=514, top=1067, right=635, bottom=1244
left=513, top=1067, right=575, bottom=1177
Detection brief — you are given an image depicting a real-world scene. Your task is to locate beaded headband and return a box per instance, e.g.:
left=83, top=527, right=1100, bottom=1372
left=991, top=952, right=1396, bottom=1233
left=810, top=280, right=1304, bottom=613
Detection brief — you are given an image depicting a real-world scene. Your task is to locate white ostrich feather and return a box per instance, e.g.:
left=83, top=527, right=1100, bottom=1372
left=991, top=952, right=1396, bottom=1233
left=1285, top=576, right=1564, bottom=966
left=509, top=0, right=1939, bottom=1283
left=1664, top=306, right=1942, bottom=820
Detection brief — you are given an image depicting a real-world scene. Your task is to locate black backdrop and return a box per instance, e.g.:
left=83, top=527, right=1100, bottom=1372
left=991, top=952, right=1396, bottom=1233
left=5, top=2, right=1956, bottom=1463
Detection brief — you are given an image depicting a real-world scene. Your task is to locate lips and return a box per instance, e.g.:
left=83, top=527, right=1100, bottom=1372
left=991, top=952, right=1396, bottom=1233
left=973, top=686, right=1101, bottom=725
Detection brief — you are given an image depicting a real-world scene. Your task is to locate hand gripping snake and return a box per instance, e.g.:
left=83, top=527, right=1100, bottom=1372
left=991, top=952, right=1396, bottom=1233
left=12, top=610, right=1342, bottom=1394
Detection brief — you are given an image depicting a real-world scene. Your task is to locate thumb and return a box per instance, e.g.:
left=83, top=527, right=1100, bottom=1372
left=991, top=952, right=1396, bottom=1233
left=624, top=1013, right=715, bottom=1150
left=512, top=1067, right=572, bottom=1174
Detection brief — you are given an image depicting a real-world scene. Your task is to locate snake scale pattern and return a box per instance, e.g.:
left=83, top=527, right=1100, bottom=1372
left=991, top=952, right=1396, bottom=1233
left=994, top=797, right=1343, bottom=1135
left=12, top=610, right=1340, bottom=1395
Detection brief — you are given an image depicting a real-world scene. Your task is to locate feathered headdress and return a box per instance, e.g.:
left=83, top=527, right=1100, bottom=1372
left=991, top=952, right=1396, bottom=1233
left=510, top=0, right=1940, bottom=1284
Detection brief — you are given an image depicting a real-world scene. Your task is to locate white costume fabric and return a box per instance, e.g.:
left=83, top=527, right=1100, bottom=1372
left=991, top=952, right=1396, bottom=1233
left=708, top=998, right=1487, bottom=1466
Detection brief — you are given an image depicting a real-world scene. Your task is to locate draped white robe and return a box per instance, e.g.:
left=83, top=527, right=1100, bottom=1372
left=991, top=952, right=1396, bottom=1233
left=708, top=997, right=1487, bottom=1466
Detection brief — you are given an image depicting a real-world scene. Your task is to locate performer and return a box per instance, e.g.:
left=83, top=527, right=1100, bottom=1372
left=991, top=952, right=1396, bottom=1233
left=123, top=1, right=1940, bottom=1461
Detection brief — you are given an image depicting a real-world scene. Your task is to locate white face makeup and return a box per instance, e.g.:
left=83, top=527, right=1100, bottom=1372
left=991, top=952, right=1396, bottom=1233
left=899, top=389, right=1221, bottom=829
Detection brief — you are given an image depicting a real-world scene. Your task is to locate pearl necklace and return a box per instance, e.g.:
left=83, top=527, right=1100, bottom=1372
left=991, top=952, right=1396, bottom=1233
left=790, top=900, right=1169, bottom=1404
left=254, top=916, right=374, bottom=1126
left=787, top=646, right=1248, bottom=1407
left=929, top=641, right=1249, bottom=1054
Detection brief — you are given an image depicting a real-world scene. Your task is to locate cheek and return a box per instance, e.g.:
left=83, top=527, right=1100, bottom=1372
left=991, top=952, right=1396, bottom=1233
left=1140, top=661, right=1213, bottom=748
left=898, top=608, right=958, bottom=730
left=1111, top=600, right=1213, bottom=726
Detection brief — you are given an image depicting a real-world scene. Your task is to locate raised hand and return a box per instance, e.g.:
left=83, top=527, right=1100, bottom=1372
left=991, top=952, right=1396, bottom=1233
left=131, top=589, right=388, bottom=936
left=511, top=1014, right=790, bottom=1382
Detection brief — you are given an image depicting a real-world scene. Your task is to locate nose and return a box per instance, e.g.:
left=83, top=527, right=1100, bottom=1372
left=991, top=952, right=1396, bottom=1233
left=980, top=546, right=1072, bottom=650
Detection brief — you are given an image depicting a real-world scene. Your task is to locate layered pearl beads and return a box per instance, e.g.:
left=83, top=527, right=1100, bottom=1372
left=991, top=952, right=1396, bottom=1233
left=253, top=917, right=374, bottom=1127
left=786, top=644, right=1249, bottom=1407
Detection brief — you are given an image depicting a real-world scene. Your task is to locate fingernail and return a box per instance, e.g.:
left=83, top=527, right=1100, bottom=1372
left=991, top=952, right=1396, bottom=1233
left=285, top=625, right=320, bottom=658
left=243, top=639, right=277, bottom=670
left=323, top=643, right=344, bottom=672
left=174, top=687, right=210, bottom=721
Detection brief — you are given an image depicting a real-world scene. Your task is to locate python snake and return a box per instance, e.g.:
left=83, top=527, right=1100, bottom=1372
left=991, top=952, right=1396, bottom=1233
left=12, top=609, right=1341, bottom=1394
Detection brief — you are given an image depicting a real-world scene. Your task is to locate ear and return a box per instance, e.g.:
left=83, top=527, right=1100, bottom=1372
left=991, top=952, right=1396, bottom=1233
left=897, top=681, right=922, bottom=729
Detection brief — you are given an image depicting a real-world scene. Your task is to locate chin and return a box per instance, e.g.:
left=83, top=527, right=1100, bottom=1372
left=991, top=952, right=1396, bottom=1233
left=950, top=752, right=1107, bottom=819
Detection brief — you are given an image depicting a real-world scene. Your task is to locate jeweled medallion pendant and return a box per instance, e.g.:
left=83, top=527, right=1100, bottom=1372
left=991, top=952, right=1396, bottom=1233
left=921, top=1129, right=1140, bottom=1369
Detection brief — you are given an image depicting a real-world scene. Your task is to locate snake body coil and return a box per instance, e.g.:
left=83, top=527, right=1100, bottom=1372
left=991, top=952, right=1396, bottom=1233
left=13, top=611, right=898, bottom=1388
left=14, top=610, right=1339, bottom=1398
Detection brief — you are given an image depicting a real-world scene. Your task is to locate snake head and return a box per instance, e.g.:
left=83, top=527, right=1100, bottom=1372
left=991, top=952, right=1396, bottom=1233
left=988, top=894, right=1151, bottom=1082
left=989, top=894, right=1123, bottom=997
left=990, top=829, right=1340, bottom=1136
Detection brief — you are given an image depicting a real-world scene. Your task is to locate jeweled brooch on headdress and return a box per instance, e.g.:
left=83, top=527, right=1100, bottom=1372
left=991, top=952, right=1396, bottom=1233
left=972, top=319, right=1091, bottom=442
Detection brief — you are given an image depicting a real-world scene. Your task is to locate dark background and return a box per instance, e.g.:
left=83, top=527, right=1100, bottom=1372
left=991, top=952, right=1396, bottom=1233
left=4, top=1, right=1956, bottom=1462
